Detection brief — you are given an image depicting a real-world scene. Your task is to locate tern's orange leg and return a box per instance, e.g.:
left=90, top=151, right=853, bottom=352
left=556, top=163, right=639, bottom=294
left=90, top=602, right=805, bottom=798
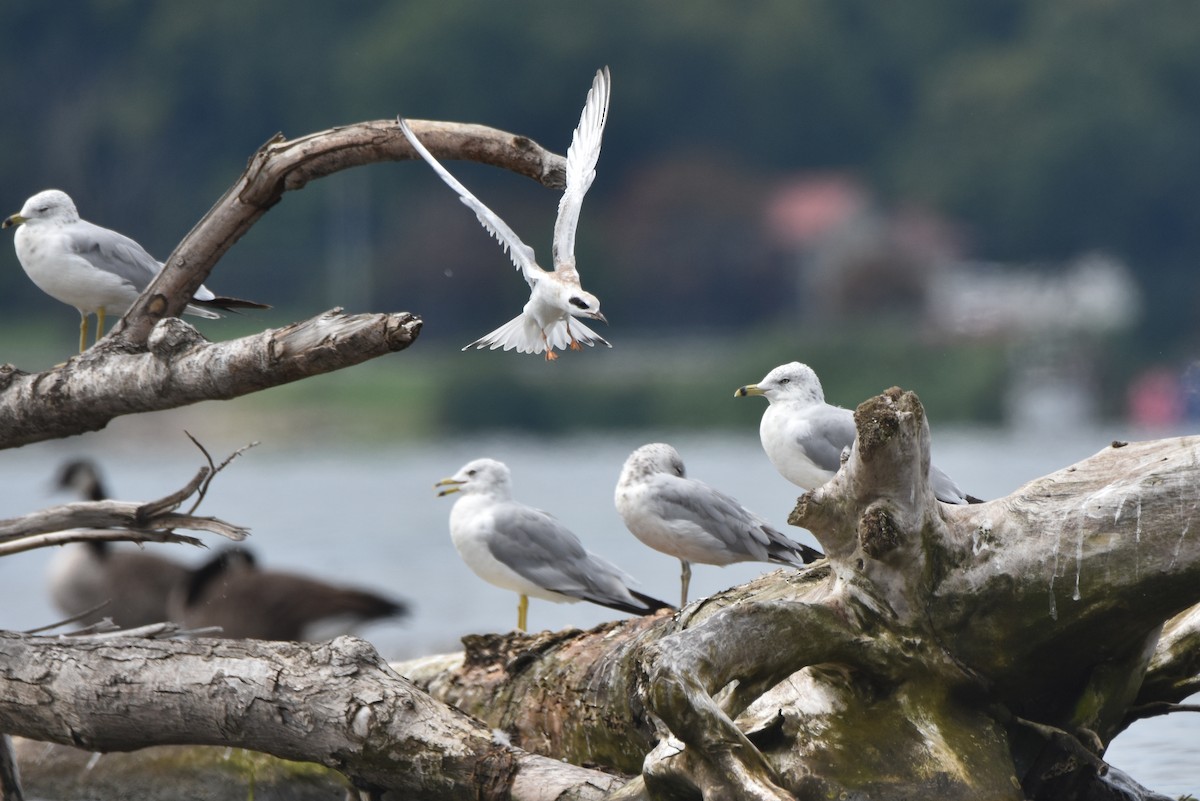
left=541, top=330, right=559, bottom=360
left=565, top=320, right=583, bottom=350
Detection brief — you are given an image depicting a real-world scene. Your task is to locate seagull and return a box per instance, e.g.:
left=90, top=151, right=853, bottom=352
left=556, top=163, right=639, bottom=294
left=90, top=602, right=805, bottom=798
left=3, top=189, right=268, bottom=352
left=398, top=67, right=612, bottom=360
left=46, top=459, right=190, bottom=629
left=615, top=443, right=824, bottom=606
left=735, top=362, right=979, bottom=504
left=169, top=546, right=409, bottom=642
left=435, top=457, right=671, bottom=631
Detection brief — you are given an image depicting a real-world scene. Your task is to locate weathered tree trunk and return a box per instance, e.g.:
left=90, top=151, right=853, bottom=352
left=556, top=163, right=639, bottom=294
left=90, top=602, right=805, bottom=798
left=396, top=390, right=1200, bottom=801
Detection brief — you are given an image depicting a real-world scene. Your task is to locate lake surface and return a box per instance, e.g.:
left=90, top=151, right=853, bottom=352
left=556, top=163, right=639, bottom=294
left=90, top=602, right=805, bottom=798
left=0, top=417, right=1195, bottom=795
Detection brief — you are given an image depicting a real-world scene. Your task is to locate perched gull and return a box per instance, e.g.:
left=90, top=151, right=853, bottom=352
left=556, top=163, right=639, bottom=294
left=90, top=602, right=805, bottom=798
left=47, top=459, right=189, bottom=629
left=735, top=362, right=979, bottom=504
left=615, top=443, right=824, bottom=606
left=2, top=189, right=268, bottom=352
left=398, top=67, right=612, bottom=360
left=169, top=546, right=409, bottom=642
left=436, top=457, right=671, bottom=631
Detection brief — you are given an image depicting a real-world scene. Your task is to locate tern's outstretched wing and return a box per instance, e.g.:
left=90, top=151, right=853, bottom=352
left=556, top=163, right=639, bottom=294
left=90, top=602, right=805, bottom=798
left=398, top=117, right=541, bottom=289
left=551, top=67, right=610, bottom=277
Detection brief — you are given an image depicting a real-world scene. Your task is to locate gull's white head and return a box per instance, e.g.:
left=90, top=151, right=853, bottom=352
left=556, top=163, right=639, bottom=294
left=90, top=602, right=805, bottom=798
left=565, top=288, right=607, bottom=324
left=735, top=362, right=825, bottom=405
left=619, top=443, right=685, bottom=485
left=435, top=458, right=513, bottom=499
left=3, top=189, right=80, bottom=229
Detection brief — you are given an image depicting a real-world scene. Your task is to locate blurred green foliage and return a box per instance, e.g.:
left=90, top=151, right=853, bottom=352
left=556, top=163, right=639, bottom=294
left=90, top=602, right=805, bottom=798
left=0, top=1, right=1195, bottom=431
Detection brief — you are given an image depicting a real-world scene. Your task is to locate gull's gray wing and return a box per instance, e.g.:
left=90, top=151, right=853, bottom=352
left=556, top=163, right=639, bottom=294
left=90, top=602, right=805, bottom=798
left=795, top=404, right=858, bottom=474
left=551, top=67, right=610, bottom=277
left=398, top=117, right=541, bottom=289
left=66, top=220, right=161, bottom=292
left=486, top=503, right=629, bottom=600
left=930, top=464, right=968, bottom=504
left=645, top=474, right=775, bottom=561
left=649, top=474, right=820, bottom=565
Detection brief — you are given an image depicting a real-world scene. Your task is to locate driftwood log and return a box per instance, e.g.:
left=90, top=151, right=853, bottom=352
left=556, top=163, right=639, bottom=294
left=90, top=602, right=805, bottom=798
left=3, top=388, right=1197, bottom=800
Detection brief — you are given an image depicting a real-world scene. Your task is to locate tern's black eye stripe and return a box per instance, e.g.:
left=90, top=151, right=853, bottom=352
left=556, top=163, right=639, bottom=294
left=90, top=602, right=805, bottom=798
left=569, top=297, right=589, bottom=310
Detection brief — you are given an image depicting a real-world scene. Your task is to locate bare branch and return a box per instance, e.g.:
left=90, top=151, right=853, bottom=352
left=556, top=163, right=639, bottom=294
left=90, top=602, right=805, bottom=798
left=0, top=458, right=248, bottom=556
left=183, top=435, right=258, bottom=515
left=0, top=528, right=207, bottom=559
left=21, top=604, right=114, bottom=635
left=0, top=308, right=420, bottom=449
left=116, top=119, right=565, bottom=347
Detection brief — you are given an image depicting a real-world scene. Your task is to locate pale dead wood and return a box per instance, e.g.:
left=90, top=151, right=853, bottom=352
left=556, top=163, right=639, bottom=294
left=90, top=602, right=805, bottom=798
left=0, top=633, right=620, bottom=801
left=0, top=309, right=420, bottom=449
left=0, top=459, right=248, bottom=555
left=0, top=529, right=206, bottom=559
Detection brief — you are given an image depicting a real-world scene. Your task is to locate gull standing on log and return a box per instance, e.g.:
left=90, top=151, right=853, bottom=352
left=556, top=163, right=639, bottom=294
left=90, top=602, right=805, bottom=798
left=398, top=67, right=612, bottom=360
left=735, top=362, right=979, bottom=504
left=2, top=189, right=268, bottom=352
left=615, top=443, right=824, bottom=607
left=436, top=458, right=671, bottom=631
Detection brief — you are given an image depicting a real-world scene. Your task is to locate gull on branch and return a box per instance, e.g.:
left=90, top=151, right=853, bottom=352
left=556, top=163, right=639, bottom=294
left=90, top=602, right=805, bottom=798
left=3, top=189, right=268, bottom=352
left=398, top=67, right=612, bottom=360
left=735, top=362, right=980, bottom=504
left=615, top=443, right=823, bottom=607
left=435, top=457, right=670, bottom=631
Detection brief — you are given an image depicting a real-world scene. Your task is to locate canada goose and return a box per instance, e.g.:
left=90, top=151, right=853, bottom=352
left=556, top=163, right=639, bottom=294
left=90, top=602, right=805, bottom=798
left=46, top=459, right=189, bottom=628
left=172, top=546, right=409, bottom=641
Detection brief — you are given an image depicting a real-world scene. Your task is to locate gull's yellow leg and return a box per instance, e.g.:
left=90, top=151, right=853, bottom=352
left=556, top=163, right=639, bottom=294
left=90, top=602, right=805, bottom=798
left=680, top=560, right=692, bottom=608
left=517, top=594, right=529, bottom=632
left=95, top=306, right=106, bottom=345
left=77, top=313, right=88, bottom=353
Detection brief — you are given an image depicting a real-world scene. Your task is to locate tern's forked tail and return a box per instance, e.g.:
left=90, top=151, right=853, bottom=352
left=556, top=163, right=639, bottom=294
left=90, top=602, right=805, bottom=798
left=464, top=314, right=612, bottom=356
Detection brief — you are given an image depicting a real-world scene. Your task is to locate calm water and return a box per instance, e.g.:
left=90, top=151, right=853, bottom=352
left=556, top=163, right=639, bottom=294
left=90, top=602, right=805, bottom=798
left=0, top=416, right=1195, bottom=795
